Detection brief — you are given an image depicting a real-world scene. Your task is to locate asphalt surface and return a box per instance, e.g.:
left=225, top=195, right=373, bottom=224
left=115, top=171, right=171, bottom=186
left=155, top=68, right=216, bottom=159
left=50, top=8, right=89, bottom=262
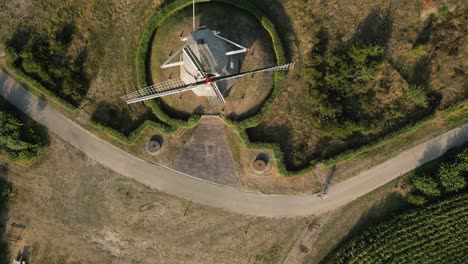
left=1, top=71, right=467, bottom=217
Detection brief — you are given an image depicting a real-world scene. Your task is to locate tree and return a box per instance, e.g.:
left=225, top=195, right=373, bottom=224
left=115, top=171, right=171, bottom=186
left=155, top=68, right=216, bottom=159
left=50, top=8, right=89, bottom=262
left=0, top=106, right=47, bottom=160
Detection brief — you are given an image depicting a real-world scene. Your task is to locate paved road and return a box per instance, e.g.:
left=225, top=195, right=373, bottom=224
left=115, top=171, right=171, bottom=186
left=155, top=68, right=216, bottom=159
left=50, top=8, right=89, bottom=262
left=1, top=71, right=467, bottom=217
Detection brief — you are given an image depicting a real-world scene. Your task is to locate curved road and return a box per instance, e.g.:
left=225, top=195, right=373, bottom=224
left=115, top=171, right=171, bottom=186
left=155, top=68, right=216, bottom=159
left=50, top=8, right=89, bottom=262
left=1, top=71, right=467, bottom=217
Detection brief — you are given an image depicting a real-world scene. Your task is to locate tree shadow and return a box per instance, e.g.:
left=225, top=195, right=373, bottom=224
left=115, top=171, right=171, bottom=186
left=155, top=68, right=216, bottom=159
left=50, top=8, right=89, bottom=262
left=410, top=56, right=431, bottom=88
left=0, top=165, right=11, bottom=263
left=56, top=22, right=76, bottom=45
left=347, top=8, right=393, bottom=48
left=416, top=126, right=468, bottom=169
left=248, top=0, right=298, bottom=61
left=5, top=28, right=35, bottom=55
left=6, top=24, right=90, bottom=107
left=247, top=123, right=329, bottom=170
left=414, top=15, right=436, bottom=47
left=91, top=101, right=158, bottom=136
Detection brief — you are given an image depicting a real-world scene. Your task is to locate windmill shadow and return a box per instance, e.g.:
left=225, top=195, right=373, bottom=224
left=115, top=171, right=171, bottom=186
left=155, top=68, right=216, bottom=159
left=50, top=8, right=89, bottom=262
left=91, top=101, right=159, bottom=136
left=198, top=2, right=260, bottom=68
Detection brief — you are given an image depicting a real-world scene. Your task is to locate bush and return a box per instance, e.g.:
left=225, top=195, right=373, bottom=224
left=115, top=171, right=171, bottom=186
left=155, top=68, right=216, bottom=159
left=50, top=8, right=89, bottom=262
left=411, top=173, right=441, bottom=197
left=405, top=84, right=429, bottom=108
left=410, top=146, right=467, bottom=200
left=407, top=194, right=427, bottom=206
left=0, top=100, right=48, bottom=161
left=437, top=156, right=467, bottom=192
left=6, top=25, right=89, bottom=107
left=299, top=41, right=386, bottom=139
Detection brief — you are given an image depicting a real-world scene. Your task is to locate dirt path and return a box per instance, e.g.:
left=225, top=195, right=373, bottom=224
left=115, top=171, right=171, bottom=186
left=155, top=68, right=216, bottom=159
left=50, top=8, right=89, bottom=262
left=1, top=71, right=467, bottom=217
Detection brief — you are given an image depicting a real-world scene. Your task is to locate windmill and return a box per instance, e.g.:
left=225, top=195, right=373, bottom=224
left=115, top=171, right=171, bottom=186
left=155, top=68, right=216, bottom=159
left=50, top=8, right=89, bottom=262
left=121, top=1, right=294, bottom=105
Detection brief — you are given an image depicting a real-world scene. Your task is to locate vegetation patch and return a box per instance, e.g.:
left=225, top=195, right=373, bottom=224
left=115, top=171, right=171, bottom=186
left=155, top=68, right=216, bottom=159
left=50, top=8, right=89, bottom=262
left=246, top=6, right=467, bottom=174
left=6, top=24, right=89, bottom=107
left=407, top=146, right=467, bottom=205
left=254, top=243, right=282, bottom=264
left=0, top=98, right=48, bottom=161
left=326, top=191, right=468, bottom=263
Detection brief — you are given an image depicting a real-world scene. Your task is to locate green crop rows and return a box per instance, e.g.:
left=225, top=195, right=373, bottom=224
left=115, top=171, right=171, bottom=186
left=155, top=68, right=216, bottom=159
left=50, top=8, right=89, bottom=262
left=328, top=192, right=468, bottom=264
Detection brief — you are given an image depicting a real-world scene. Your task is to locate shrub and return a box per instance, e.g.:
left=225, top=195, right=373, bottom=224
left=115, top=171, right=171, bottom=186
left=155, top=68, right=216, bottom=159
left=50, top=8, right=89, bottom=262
left=405, top=84, right=429, bottom=108
left=6, top=25, right=89, bottom=107
left=437, top=160, right=466, bottom=192
left=411, top=173, right=441, bottom=197
left=299, top=43, right=385, bottom=139
left=410, top=45, right=429, bottom=58
left=0, top=100, right=48, bottom=161
left=407, top=194, right=427, bottom=206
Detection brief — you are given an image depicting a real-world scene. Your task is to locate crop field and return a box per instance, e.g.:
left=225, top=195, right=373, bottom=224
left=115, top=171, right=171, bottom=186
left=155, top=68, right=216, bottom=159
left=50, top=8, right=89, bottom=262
left=327, top=191, right=468, bottom=263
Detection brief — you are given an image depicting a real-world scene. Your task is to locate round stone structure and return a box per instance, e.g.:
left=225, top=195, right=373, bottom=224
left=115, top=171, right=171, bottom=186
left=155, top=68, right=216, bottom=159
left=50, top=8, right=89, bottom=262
left=146, top=138, right=162, bottom=154
left=252, top=159, right=267, bottom=172
left=252, top=153, right=269, bottom=173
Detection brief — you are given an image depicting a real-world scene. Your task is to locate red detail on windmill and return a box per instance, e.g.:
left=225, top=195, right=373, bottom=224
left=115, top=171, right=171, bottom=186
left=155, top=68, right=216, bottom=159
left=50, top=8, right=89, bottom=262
left=246, top=47, right=250, bottom=52
left=205, top=77, right=213, bottom=84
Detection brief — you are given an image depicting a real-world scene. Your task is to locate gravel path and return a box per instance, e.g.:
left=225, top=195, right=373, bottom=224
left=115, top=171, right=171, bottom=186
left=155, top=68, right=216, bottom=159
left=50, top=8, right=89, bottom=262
left=1, top=71, right=467, bottom=217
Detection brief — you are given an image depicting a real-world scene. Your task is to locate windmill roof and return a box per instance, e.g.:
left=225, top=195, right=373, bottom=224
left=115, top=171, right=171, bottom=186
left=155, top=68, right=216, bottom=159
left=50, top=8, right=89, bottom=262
left=180, top=29, right=240, bottom=95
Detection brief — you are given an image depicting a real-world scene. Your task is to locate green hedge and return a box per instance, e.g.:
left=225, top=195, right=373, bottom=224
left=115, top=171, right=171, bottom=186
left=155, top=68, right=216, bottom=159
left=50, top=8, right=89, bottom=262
left=88, top=119, right=172, bottom=145
left=2, top=62, right=77, bottom=113
left=321, top=115, right=437, bottom=166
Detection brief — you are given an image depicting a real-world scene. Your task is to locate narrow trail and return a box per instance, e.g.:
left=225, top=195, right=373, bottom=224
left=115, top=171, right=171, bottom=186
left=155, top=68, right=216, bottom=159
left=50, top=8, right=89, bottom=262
left=1, top=71, right=467, bottom=217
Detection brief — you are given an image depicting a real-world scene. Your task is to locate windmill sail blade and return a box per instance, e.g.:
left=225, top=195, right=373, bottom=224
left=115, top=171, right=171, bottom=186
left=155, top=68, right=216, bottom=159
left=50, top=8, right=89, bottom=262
left=122, top=78, right=198, bottom=104
left=212, top=62, right=294, bottom=83
left=210, top=82, right=225, bottom=104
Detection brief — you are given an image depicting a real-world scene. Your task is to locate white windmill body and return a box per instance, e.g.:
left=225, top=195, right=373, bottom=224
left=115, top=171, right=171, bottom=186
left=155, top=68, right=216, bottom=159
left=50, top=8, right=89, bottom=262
left=121, top=2, right=293, bottom=105
left=161, top=28, right=245, bottom=101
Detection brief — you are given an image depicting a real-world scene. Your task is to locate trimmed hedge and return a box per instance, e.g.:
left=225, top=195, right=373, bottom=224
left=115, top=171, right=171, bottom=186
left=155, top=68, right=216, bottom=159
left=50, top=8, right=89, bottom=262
left=3, top=62, right=77, bottom=113
left=88, top=119, right=172, bottom=145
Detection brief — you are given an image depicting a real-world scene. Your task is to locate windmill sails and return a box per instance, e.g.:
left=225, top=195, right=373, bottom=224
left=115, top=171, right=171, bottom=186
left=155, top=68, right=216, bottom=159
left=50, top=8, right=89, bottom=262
left=122, top=63, right=294, bottom=104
